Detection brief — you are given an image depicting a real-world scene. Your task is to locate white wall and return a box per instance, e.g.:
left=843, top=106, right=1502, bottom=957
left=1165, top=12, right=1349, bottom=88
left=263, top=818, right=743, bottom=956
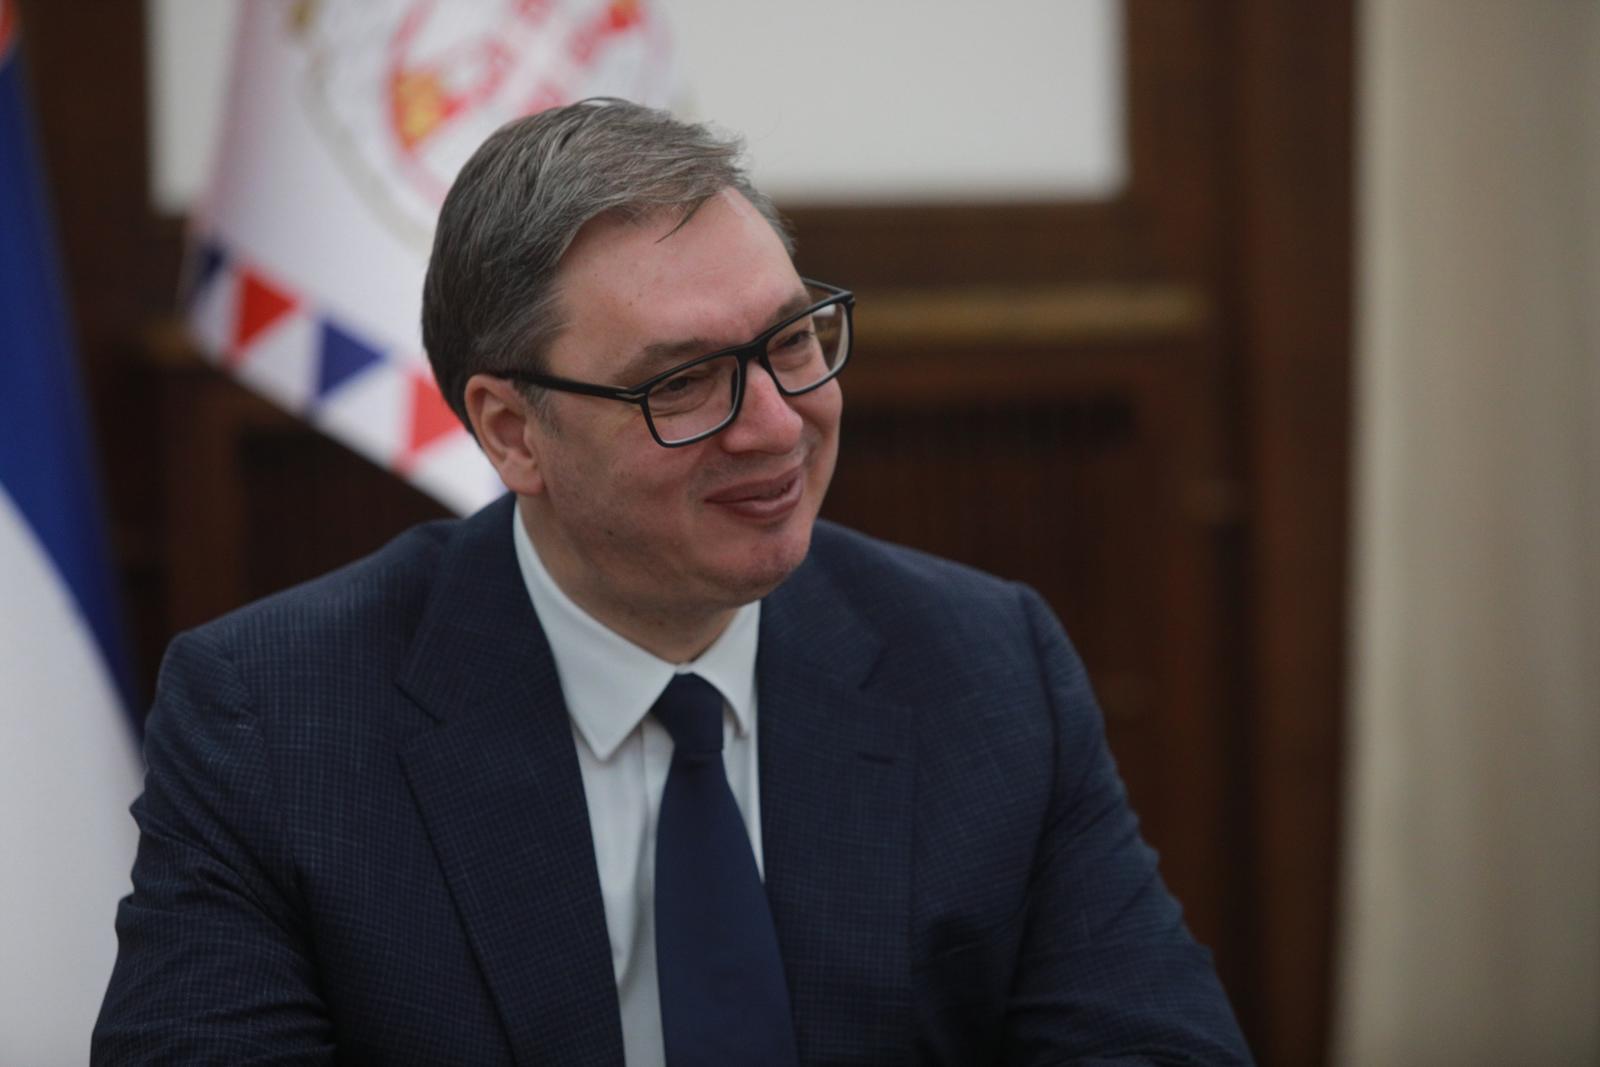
left=146, top=0, right=1125, bottom=214
left=1339, top=2, right=1600, bottom=1064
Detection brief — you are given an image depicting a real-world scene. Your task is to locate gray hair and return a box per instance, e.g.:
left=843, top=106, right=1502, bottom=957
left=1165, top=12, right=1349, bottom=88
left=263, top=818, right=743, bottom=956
left=421, top=98, right=792, bottom=430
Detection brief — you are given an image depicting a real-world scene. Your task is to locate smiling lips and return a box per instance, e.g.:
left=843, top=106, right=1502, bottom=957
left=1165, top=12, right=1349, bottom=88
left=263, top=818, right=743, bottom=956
left=705, top=469, right=804, bottom=520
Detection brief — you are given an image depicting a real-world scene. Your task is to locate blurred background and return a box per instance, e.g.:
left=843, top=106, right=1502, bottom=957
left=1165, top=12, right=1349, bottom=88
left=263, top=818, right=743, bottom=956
left=2, top=1, right=1595, bottom=1064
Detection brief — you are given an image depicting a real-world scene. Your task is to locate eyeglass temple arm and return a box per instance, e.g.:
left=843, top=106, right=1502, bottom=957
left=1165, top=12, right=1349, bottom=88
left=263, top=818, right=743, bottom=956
left=502, top=370, right=648, bottom=403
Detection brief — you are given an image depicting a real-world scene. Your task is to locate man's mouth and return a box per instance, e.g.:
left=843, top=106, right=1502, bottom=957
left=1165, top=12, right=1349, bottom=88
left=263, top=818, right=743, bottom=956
left=747, top=478, right=795, bottom=501
left=705, top=469, right=804, bottom=519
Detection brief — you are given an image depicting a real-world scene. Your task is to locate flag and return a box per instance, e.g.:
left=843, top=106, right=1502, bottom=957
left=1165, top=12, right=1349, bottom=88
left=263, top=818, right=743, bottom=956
left=186, top=0, right=675, bottom=514
left=0, top=4, right=145, bottom=1061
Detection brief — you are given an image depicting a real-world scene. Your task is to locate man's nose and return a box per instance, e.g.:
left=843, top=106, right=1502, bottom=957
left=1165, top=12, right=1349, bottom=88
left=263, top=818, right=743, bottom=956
left=719, top=363, right=803, bottom=453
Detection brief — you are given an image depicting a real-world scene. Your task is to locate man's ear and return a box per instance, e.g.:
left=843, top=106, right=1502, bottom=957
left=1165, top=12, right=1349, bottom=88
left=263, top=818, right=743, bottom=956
left=463, top=373, right=546, bottom=496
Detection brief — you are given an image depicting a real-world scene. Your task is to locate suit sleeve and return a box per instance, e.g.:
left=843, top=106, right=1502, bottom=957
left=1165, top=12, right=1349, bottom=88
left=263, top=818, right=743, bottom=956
left=92, top=629, right=335, bottom=1065
left=1001, top=585, right=1253, bottom=1066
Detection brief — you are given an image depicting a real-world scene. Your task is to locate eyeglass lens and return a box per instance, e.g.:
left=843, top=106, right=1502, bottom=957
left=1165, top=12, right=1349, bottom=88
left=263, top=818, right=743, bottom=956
left=644, top=297, right=850, bottom=445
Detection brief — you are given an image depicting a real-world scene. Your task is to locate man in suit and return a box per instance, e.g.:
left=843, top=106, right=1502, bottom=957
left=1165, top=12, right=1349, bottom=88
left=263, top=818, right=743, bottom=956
left=95, top=100, right=1251, bottom=1065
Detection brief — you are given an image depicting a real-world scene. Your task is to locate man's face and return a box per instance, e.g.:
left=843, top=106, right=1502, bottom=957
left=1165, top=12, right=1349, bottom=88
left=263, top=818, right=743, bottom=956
left=522, top=188, right=842, bottom=633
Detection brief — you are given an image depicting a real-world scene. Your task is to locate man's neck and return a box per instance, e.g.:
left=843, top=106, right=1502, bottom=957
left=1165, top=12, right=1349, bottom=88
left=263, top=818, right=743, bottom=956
left=517, top=501, right=734, bottom=663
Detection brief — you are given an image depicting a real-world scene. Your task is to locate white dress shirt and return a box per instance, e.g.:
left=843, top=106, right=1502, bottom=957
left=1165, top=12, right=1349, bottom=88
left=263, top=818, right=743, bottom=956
left=511, top=506, right=764, bottom=1067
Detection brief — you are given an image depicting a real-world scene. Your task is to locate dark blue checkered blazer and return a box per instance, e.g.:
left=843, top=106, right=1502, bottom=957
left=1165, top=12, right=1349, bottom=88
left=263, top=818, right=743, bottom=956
left=94, top=495, right=1250, bottom=1065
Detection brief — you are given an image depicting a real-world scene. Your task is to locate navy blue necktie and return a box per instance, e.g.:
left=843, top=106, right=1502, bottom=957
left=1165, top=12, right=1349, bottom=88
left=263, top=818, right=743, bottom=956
left=652, top=673, right=799, bottom=1066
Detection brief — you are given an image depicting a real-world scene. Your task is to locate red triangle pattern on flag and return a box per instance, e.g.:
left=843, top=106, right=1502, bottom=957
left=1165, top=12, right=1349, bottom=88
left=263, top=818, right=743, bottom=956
left=229, top=268, right=298, bottom=367
left=396, top=371, right=462, bottom=472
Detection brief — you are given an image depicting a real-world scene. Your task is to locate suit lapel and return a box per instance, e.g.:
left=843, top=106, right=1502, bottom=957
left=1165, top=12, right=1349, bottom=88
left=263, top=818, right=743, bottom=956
left=759, top=556, right=916, bottom=1062
left=396, top=498, right=623, bottom=1066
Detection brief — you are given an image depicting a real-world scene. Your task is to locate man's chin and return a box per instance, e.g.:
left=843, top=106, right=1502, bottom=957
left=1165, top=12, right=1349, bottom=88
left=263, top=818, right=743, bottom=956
left=715, top=527, right=814, bottom=605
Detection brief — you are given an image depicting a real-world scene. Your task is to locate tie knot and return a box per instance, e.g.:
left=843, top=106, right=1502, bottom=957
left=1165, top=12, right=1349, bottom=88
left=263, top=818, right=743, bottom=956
left=651, top=673, right=726, bottom=756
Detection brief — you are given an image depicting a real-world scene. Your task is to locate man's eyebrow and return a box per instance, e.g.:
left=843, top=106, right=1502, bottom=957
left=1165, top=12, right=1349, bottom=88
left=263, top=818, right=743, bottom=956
left=615, top=289, right=815, bottom=385
left=616, top=338, right=714, bottom=385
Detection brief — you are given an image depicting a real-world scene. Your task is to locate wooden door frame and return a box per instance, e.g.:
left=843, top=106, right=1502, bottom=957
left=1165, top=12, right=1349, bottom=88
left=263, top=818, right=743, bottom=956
left=1225, top=2, right=1355, bottom=1063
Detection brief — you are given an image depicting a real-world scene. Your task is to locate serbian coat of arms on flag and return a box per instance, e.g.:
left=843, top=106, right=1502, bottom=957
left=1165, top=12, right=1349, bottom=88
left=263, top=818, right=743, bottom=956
left=186, top=0, right=674, bottom=515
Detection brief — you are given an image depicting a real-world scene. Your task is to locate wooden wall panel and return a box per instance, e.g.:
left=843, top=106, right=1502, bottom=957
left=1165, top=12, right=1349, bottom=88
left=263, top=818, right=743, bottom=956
left=156, top=363, right=448, bottom=628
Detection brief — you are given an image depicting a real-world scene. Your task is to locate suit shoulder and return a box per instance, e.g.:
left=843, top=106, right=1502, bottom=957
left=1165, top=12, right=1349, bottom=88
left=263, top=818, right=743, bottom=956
left=177, top=516, right=458, bottom=669
left=799, top=522, right=1047, bottom=671
left=807, top=519, right=1025, bottom=618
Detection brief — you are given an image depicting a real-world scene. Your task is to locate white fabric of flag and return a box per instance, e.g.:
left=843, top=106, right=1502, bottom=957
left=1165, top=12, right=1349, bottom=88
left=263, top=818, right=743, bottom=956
left=186, top=0, right=675, bottom=514
left=0, top=497, right=142, bottom=1065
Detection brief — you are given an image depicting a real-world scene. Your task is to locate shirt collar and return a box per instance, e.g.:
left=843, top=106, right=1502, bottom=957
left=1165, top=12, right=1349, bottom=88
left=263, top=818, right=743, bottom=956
left=511, top=502, right=759, bottom=761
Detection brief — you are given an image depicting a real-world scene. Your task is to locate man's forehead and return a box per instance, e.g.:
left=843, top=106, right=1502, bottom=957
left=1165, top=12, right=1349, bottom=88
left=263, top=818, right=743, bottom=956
left=544, top=190, right=804, bottom=382
left=611, top=285, right=815, bottom=384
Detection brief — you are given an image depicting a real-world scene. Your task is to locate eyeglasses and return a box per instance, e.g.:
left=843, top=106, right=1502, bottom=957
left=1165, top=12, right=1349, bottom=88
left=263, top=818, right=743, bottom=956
left=497, top=279, right=854, bottom=448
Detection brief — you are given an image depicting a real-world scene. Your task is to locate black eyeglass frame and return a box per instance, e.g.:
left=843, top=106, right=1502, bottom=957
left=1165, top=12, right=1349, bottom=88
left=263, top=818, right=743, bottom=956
left=495, top=278, right=855, bottom=448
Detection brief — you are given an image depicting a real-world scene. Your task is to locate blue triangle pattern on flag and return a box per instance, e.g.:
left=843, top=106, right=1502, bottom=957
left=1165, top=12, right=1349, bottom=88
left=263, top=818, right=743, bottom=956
left=184, top=239, right=227, bottom=310
left=316, top=319, right=384, bottom=400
